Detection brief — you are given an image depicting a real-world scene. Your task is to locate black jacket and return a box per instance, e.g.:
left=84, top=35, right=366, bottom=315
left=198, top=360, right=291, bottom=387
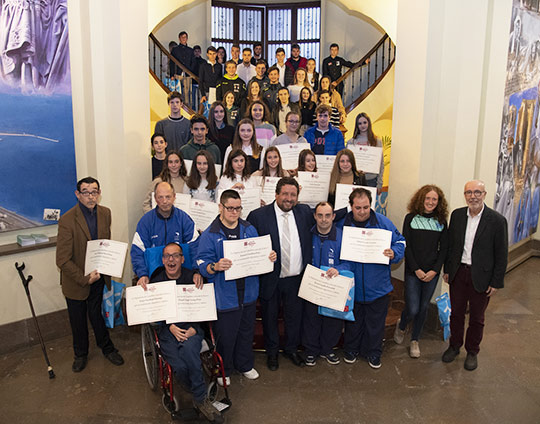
left=199, top=61, right=222, bottom=96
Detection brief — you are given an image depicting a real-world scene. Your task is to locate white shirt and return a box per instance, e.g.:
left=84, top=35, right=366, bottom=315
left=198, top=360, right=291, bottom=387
left=461, top=204, right=485, bottom=265
left=276, top=63, right=286, bottom=86
left=237, top=63, right=256, bottom=85
left=274, top=202, right=303, bottom=277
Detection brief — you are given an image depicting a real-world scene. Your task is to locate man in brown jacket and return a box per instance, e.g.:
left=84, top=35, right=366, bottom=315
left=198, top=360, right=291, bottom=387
left=56, top=177, right=124, bottom=372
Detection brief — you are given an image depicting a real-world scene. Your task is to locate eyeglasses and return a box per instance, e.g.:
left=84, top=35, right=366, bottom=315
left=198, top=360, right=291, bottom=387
left=464, top=190, right=485, bottom=197
left=79, top=191, right=100, bottom=197
left=162, top=253, right=183, bottom=260
left=221, top=205, right=243, bottom=213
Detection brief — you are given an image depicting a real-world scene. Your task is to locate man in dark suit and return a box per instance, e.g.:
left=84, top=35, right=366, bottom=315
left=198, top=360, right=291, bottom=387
left=247, top=177, right=314, bottom=370
left=442, top=180, right=508, bottom=371
left=56, top=177, right=124, bottom=372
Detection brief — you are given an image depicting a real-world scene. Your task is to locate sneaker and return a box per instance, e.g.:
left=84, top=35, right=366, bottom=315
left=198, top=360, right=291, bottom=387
left=464, top=352, right=478, bottom=371
left=409, top=340, right=420, bottom=358
left=394, top=319, right=405, bottom=344
left=442, top=345, right=460, bottom=363
left=368, top=356, right=382, bottom=369
left=305, top=355, right=317, bottom=366
left=343, top=351, right=358, bottom=364
left=320, top=352, right=340, bottom=365
left=194, top=398, right=222, bottom=422
left=242, top=368, right=259, bottom=380
left=217, top=376, right=230, bottom=387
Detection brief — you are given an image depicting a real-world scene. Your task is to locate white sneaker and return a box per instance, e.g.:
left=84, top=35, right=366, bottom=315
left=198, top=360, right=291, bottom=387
left=409, top=340, right=420, bottom=358
left=394, top=318, right=405, bottom=344
left=242, top=368, right=259, bottom=380
left=217, top=376, right=230, bottom=387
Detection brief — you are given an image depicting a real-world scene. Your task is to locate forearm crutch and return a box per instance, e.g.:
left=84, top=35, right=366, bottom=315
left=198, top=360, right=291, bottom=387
left=15, top=262, right=56, bottom=379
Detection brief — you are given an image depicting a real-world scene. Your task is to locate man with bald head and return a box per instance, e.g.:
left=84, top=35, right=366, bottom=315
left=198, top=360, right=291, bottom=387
left=131, top=181, right=195, bottom=287
left=442, top=180, right=508, bottom=371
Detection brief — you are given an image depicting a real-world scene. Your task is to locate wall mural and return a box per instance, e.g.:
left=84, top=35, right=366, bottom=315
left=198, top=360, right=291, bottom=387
left=495, top=0, right=540, bottom=245
left=0, top=0, right=76, bottom=233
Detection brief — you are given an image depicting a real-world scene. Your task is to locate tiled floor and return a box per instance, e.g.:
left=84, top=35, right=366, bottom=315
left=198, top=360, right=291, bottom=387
left=1, top=258, right=539, bottom=423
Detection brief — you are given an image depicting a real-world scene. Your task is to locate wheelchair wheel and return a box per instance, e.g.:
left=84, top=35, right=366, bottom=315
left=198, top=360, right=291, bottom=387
left=141, top=324, right=159, bottom=391
left=207, top=380, right=220, bottom=402
left=162, top=391, right=180, bottom=413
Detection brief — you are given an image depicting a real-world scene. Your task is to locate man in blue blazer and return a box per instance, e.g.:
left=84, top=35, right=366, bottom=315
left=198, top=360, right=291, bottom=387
left=442, top=180, right=508, bottom=371
left=247, top=177, right=314, bottom=370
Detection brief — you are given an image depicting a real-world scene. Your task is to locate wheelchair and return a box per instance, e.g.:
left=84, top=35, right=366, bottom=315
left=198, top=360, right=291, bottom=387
left=141, top=319, right=231, bottom=421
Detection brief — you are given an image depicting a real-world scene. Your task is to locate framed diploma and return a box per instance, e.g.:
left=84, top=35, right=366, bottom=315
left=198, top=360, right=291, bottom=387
left=347, top=145, right=383, bottom=174
left=340, top=226, right=392, bottom=264
left=334, top=184, right=377, bottom=210
left=125, top=280, right=177, bottom=326
left=152, top=192, right=191, bottom=212
left=222, top=234, right=273, bottom=280
left=298, top=264, right=353, bottom=311
left=297, top=171, right=330, bottom=207
left=84, top=239, right=128, bottom=278
left=189, top=199, right=219, bottom=232
left=276, top=143, right=311, bottom=169
left=315, top=155, right=336, bottom=174
left=166, top=283, right=218, bottom=323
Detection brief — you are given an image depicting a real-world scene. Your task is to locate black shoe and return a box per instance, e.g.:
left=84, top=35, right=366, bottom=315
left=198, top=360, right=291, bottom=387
left=442, top=346, right=460, bottom=363
left=464, top=352, right=478, bottom=371
left=283, top=352, right=305, bottom=367
left=267, top=354, right=279, bottom=371
left=105, top=351, right=124, bottom=366
left=72, top=356, right=87, bottom=373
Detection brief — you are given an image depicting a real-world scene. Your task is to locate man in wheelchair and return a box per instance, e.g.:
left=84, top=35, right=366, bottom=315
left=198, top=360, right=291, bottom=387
left=141, top=242, right=223, bottom=423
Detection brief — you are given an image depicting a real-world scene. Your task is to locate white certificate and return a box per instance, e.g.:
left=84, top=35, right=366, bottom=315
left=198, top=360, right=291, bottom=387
left=184, top=160, right=222, bottom=177
left=315, top=155, right=336, bottom=174
left=348, top=145, right=383, bottom=174
left=84, top=239, right=128, bottom=278
left=189, top=198, right=219, bottom=232
left=125, top=280, right=177, bottom=326
left=222, top=234, right=273, bottom=280
left=334, top=184, right=377, bottom=210
left=340, top=226, right=392, bottom=264
left=166, top=283, right=217, bottom=323
left=297, top=171, right=330, bottom=207
left=152, top=192, right=191, bottom=212
left=259, top=176, right=280, bottom=205
left=276, top=143, right=311, bottom=169
left=235, top=187, right=261, bottom=218
left=298, top=264, right=353, bottom=311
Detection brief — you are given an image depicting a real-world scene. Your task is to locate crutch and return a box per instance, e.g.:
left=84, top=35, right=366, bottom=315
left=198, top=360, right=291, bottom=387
left=15, top=262, right=56, bottom=379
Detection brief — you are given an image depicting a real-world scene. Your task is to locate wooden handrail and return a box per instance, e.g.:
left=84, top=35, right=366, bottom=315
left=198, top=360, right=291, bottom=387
left=149, top=33, right=199, bottom=82
left=149, top=68, right=197, bottom=116
left=334, top=34, right=389, bottom=87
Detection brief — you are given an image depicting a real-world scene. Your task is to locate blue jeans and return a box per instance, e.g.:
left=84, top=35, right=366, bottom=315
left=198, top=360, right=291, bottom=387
left=399, top=271, right=438, bottom=341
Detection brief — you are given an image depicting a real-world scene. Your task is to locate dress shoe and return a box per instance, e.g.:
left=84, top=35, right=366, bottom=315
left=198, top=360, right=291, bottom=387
left=72, top=356, right=88, bottom=373
left=442, top=345, right=460, bottom=363
left=105, top=351, right=124, bottom=366
left=267, top=354, right=279, bottom=371
left=464, top=352, right=478, bottom=371
left=283, top=352, right=305, bottom=367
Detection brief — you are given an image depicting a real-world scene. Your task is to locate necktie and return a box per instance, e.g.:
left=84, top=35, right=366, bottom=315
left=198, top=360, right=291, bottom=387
left=281, top=213, right=291, bottom=276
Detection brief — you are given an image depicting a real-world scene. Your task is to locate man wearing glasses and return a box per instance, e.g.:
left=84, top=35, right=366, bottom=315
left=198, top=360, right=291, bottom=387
left=442, top=180, right=508, bottom=371
left=56, top=177, right=124, bottom=372
left=197, top=190, right=277, bottom=386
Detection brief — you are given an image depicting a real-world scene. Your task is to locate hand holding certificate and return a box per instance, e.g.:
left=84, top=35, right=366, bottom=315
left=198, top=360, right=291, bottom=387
left=222, top=234, right=274, bottom=280
left=298, top=264, right=353, bottom=311
left=166, top=283, right=217, bottom=323
left=85, top=239, right=128, bottom=278
left=125, top=280, right=177, bottom=326
left=340, top=226, right=392, bottom=264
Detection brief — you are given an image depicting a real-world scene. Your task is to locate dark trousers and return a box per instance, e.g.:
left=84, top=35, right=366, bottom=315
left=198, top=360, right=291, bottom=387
left=65, top=278, right=115, bottom=358
left=449, top=265, right=490, bottom=354
left=158, top=326, right=206, bottom=403
left=343, top=294, right=390, bottom=359
left=399, top=271, right=439, bottom=341
left=302, top=301, right=343, bottom=356
left=261, top=275, right=303, bottom=356
left=214, top=302, right=256, bottom=376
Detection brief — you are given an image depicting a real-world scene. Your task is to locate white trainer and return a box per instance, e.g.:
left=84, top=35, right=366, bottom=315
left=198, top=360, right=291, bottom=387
left=409, top=340, right=420, bottom=358
left=394, top=318, right=405, bottom=344
left=242, top=368, right=260, bottom=380
left=217, top=376, right=231, bottom=387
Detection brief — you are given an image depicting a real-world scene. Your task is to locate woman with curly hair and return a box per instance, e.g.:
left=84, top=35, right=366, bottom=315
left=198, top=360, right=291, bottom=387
left=394, top=185, right=449, bottom=358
